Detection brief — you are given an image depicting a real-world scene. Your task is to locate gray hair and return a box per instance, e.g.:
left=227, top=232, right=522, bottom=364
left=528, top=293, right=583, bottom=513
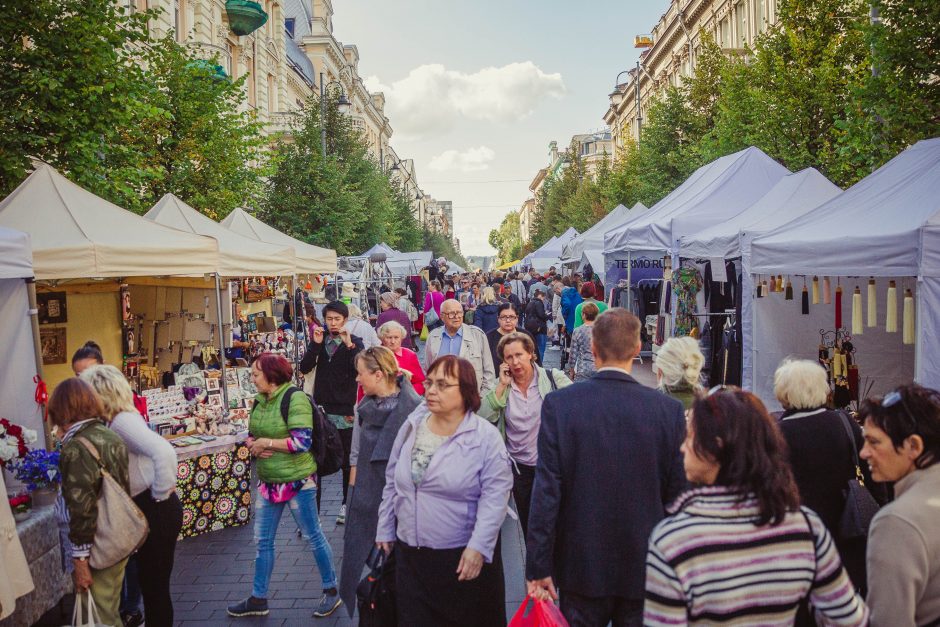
left=80, top=364, right=135, bottom=419
left=378, top=320, right=408, bottom=339
left=774, top=359, right=829, bottom=410
left=656, top=337, right=705, bottom=389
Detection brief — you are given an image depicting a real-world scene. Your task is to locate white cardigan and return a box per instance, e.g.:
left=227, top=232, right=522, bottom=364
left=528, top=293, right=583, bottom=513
left=109, top=411, right=178, bottom=500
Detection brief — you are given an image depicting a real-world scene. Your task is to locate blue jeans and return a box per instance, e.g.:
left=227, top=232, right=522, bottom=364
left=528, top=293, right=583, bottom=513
left=535, top=333, right=547, bottom=363
left=252, top=484, right=337, bottom=598
left=119, top=555, right=142, bottom=614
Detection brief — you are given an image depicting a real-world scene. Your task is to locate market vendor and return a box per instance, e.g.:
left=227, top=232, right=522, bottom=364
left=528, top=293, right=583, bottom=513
left=226, top=308, right=251, bottom=364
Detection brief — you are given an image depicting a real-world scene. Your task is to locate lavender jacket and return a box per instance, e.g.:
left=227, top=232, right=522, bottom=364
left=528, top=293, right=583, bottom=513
left=375, top=406, right=513, bottom=562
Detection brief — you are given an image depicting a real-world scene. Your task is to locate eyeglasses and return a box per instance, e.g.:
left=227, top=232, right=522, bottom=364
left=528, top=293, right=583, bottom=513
left=425, top=379, right=460, bottom=392
left=498, top=315, right=517, bottom=321
left=881, top=389, right=918, bottom=428
left=442, top=311, right=463, bottom=318
left=706, top=384, right=731, bottom=397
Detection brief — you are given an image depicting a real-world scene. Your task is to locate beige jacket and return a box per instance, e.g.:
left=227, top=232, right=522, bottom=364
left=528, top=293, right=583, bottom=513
left=867, top=463, right=940, bottom=626
left=423, top=324, right=495, bottom=394
left=0, top=472, right=34, bottom=620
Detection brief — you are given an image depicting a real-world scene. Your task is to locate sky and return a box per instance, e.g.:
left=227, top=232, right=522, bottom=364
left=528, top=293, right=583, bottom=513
left=331, top=0, right=668, bottom=256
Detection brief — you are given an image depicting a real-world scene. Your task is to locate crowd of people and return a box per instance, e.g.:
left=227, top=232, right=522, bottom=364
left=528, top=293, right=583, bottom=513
left=42, top=264, right=940, bottom=627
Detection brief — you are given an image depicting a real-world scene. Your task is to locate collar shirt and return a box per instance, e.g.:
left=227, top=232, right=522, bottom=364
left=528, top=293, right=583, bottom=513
left=505, top=374, right=543, bottom=466
left=439, top=324, right=464, bottom=357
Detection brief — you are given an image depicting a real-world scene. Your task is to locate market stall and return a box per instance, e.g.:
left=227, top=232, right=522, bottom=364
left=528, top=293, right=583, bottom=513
left=523, top=227, right=579, bottom=272
left=221, top=207, right=337, bottom=275
left=749, top=137, right=940, bottom=409
left=561, top=202, right=647, bottom=274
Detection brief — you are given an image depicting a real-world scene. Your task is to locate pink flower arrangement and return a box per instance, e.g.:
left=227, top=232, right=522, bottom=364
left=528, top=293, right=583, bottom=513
left=8, top=493, right=32, bottom=514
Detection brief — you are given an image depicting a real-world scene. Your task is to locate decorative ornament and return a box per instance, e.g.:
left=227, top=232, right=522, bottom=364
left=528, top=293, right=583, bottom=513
left=823, top=276, right=832, bottom=305
left=852, top=286, right=864, bottom=335
left=305, top=279, right=313, bottom=290
left=903, top=288, right=915, bottom=345
left=867, top=278, right=877, bottom=327
left=835, top=283, right=843, bottom=329
left=885, top=280, right=898, bottom=333
left=776, top=275, right=784, bottom=293
left=756, top=275, right=764, bottom=298
left=811, top=276, right=820, bottom=305
left=801, top=282, right=809, bottom=315
left=784, top=277, right=793, bottom=301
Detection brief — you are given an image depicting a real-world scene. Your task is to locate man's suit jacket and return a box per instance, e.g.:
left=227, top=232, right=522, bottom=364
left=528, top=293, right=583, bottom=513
left=525, top=369, right=687, bottom=600
left=423, top=324, right=495, bottom=394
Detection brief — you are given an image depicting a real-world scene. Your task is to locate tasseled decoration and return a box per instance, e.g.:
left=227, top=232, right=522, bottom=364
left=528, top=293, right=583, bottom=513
left=761, top=279, right=769, bottom=297
left=784, top=278, right=793, bottom=300
left=756, top=276, right=763, bottom=298
left=903, top=289, right=915, bottom=344
left=823, top=276, right=832, bottom=305
left=832, top=348, right=843, bottom=377
left=776, top=275, right=784, bottom=292
left=801, top=285, right=810, bottom=314
left=305, top=279, right=313, bottom=290
left=852, top=286, right=864, bottom=334
left=867, top=279, right=877, bottom=327
left=886, top=280, right=898, bottom=332
left=811, top=276, right=820, bottom=304
left=835, top=284, right=843, bottom=329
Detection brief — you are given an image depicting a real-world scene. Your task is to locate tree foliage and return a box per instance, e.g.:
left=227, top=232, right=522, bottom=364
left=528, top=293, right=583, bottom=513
left=488, top=211, right=523, bottom=265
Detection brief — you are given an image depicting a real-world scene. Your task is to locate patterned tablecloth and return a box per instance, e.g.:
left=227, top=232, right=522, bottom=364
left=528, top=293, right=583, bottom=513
left=175, top=435, right=252, bottom=539
left=0, top=505, right=69, bottom=627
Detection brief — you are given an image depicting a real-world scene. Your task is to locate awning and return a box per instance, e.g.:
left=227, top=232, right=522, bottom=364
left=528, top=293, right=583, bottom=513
left=221, top=207, right=337, bottom=274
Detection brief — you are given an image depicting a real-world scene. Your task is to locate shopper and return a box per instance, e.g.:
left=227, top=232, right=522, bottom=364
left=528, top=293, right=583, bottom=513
left=644, top=387, right=869, bottom=626
left=479, top=332, right=571, bottom=538
left=655, top=337, right=705, bottom=410
left=49, top=378, right=131, bottom=627
left=376, top=355, right=513, bottom=626
left=526, top=309, right=686, bottom=626
left=376, top=292, right=414, bottom=350
left=424, top=299, right=495, bottom=395
left=573, top=282, right=607, bottom=328
left=299, top=300, right=364, bottom=524
left=71, top=341, right=104, bottom=375
left=774, top=359, right=876, bottom=592
left=472, top=286, right=501, bottom=333
left=423, top=280, right=445, bottom=331
left=79, top=365, right=181, bottom=627
left=524, top=289, right=550, bottom=362
left=486, top=303, right=540, bottom=370
left=345, top=303, right=380, bottom=349
left=567, top=301, right=599, bottom=382
left=339, top=347, right=423, bottom=615
left=559, top=278, right=582, bottom=370
left=228, top=354, right=341, bottom=618
left=859, top=384, right=940, bottom=626
left=378, top=320, right=425, bottom=395
left=550, top=279, right=563, bottom=348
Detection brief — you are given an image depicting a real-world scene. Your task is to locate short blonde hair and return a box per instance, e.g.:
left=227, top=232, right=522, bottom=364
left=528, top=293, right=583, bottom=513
left=80, top=364, right=135, bottom=420
left=481, top=286, right=497, bottom=305
left=774, top=359, right=829, bottom=409
left=656, top=337, right=704, bottom=389
left=378, top=320, right=407, bottom=339
left=356, top=346, right=399, bottom=386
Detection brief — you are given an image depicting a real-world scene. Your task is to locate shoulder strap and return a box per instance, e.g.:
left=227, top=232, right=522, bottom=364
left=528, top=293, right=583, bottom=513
left=280, top=386, right=303, bottom=423
left=836, top=411, right=862, bottom=467
left=75, top=436, right=104, bottom=470
left=546, top=368, right=558, bottom=391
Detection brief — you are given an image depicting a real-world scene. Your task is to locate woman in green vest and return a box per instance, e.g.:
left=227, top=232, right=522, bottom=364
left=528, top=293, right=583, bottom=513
left=228, top=354, right=341, bottom=619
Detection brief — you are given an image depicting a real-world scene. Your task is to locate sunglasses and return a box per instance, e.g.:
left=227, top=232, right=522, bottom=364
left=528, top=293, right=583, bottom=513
left=881, top=389, right=918, bottom=428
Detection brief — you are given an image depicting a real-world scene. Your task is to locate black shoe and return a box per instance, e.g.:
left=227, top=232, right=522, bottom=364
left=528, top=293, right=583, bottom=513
left=121, top=611, right=144, bottom=627
left=227, top=596, right=269, bottom=617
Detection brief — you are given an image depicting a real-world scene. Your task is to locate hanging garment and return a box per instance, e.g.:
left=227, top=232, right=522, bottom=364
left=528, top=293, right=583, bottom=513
left=672, top=267, right=703, bottom=337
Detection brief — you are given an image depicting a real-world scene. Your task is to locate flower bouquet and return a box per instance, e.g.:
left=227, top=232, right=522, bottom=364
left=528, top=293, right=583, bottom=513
left=8, top=492, right=32, bottom=522
left=0, top=417, right=38, bottom=468
left=12, top=449, right=61, bottom=502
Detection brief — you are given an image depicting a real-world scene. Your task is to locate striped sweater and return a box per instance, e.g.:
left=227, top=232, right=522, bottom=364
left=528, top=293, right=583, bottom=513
left=644, top=486, right=869, bottom=626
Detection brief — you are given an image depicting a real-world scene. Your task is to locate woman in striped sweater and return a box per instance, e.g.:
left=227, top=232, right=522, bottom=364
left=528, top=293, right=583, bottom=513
left=644, top=387, right=868, bottom=626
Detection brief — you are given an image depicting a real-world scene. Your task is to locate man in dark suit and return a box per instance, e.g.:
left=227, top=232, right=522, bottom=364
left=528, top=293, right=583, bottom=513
left=525, top=308, right=687, bottom=626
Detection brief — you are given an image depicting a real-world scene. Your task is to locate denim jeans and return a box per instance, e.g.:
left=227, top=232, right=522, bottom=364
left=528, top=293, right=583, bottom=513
left=119, top=555, right=142, bottom=614
left=252, top=483, right=337, bottom=598
left=535, top=333, right=547, bottom=363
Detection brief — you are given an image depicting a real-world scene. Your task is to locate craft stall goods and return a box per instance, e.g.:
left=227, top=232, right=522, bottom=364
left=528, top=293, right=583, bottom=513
left=173, top=435, right=252, bottom=538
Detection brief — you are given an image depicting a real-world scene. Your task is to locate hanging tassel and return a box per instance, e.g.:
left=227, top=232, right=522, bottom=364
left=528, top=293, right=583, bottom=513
left=886, top=280, right=898, bottom=332
left=823, top=276, right=832, bottom=305
left=761, top=279, right=769, bottom=297
left=305, top=279, right=313, bottom=290
left=756, top=276, right=763, bottom=298
left=833, top=348, right=843, bottom=377
left=852, top=286, right=864, bottom=334
left=801, top=285, right=809, bottom=314
left=867, top=278, right=876, bottom=327
left=777, top=275, right=784, bottom=292
left=835, top=284, right=843, bottom=329
left=784, top=278, right=794, bottom=300
left=903, top=289, right=915, bottom=344
left=811, top=276, right=819, bottom=305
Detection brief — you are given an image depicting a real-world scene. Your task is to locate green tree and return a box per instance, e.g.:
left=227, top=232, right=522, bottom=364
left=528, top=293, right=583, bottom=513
left=423, top=229, right=468, bottom=268
left=488, top=211, right=522, bottom=265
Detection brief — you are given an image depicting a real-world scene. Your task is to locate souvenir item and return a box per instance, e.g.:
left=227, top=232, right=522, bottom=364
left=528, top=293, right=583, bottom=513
left=812, top=276, right=820, bottom=305
left=834, top=284, right=843, bottom=329
left=886, top=280, right=898, bottom=333
left=867, top=279, right=877, bottom=327
left=851, top=286, right=864, bottom=335
left=801, top=284, right=810, bottom=315
left=903, top=289, right=915, bottom=344
left=784, top=278, right=793, bottom=301
left=823, top=276, right=832, bottom=305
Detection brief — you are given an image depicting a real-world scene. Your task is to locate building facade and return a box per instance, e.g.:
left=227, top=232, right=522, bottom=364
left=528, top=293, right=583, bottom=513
left=604, top=0, right=780, bottom=156
left=519, top=198, right=535, bottom=245
left=572, top=130, right=613, bottom=179
left=425, top=199, right=454, bottom=239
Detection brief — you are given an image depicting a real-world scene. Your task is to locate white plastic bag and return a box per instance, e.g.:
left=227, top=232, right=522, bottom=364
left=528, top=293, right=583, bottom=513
left=68, top=590, right=111, bottom=627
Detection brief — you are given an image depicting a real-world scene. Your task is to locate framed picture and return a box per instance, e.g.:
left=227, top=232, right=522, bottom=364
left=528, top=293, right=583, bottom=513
left=224, top=368, right=238, bottom=387
left=207, top=393, right=223, bottom=408
left=123, top=326, right=138, bottom=357
left=206, top=377, right=220, bottom=391
left=38, top=291, right=68, bottom=324
left=121, top=285, right=132, bottom=322
left=40, top=327, right=68, bottom=365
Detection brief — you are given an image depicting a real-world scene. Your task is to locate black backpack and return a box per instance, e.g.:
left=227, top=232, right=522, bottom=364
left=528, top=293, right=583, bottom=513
left=278, top=386, right=345, bottom=477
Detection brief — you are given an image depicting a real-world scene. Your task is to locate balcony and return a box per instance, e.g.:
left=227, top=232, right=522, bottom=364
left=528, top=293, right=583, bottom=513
left=266, top=111, right=302, bottom=136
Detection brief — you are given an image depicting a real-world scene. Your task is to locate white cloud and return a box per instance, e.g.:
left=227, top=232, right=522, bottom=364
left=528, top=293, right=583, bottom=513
left=428, top=146, right=496, bottom=172
left=365, top=62, right=566, bottom=137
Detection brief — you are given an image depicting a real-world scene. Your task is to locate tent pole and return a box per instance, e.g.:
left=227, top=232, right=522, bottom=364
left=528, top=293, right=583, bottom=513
left=25, top=278, right=52, bottom=450
left=292, top=275, right=302, bottom=385
left=214, top=273, right=229, bottom=415
left=626, top=251, right=632, bottom=312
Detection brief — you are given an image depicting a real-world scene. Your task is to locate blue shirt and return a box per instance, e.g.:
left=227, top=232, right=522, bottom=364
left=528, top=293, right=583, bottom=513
left=439, top=325, right=464, bottom=357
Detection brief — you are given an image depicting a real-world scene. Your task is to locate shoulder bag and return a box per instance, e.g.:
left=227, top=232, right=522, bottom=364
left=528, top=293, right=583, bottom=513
left=357, top=545, right=397, bottom=627
left=835, top=412, right=881, bottom=541
left=75, top=437, right=149, bottom=570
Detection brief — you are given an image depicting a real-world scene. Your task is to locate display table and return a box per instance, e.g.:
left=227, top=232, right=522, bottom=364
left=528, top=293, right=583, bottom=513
left=0, top=505, right=69, bottom=627
left=174, top=433, right=252, bottom=539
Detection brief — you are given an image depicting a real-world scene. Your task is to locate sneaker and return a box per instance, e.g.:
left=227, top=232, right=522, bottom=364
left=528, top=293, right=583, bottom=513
left=121, top=611, right=144, bottom=627
left=336, top=503, right=346, bottom=525
left=313, top=591, right=342, bottom=618
left=227, top=596, right=269, bottom=617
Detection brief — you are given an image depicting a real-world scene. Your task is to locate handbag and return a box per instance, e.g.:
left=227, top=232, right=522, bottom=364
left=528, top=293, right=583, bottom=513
left=357, top=546, right=397, bottom=627
left=68, top=589, right=110, bottom=627
left=419, top=324, right=429, bottom=341
left=835, top=412, right=881, bottom=540
left=508, top=595, right=569, bottom=627
left=424, top=304, right=440, bottom=328
left=75, top=438, right=149, bottom=570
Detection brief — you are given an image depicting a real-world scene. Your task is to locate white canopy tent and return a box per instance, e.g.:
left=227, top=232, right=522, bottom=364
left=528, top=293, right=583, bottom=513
left=445, top=260, right=467, bottom=275
left=749, top=138, right=940, bottom=406
left=562, top=203, right=647, bottom=263
left=384, top=251, right=433, bottom=278
left=221, top=208, right=337, bottom=274
left=361, top=243, right=400, bottom=258
left=524, top=227, right=578, bottom=271
left=0, top=164, right=219, bottom=279
left=146, top=194, right=296, bottom=277
left=678, top=168, right=842, bottom=390
left=0, top=227, right=44, bottom=446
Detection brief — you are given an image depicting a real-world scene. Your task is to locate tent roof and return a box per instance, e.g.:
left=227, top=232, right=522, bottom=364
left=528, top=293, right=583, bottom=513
left=751, top=137, right=940, bottom=277
left=145, top=194, right=296, bottom=277
left=0, top=164, right=218, bottom=279
left=221, top=207, right=337, bottom=274
left=0, top=226, right=33, bottom=280
left=446, top=260, right=467, bottom=275
left=605, top=147, right=789, bottom=254
left=563, top=202, right=648, bottom=261
left=363, top=242, right=400, bottom=258
left=679, top=168, right=841, bottom=260
left=525, top=227, right=578, bottom=264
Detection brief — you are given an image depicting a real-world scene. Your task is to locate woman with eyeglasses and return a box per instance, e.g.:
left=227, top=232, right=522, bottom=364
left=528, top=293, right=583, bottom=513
left=644, top=387, right=868, bottom=626
left=376, top=355, right=513, bottom=626
left=859, top=384, right=940, bottom=626
left=377, top=321, right=425, bottom=395
left=485, top=302, right=540, bottom=370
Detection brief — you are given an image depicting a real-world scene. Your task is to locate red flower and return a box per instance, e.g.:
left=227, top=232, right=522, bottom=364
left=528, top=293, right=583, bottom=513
left=6, top=424, right=22, bottom=437
left=9, top=495, right=31, bottom=508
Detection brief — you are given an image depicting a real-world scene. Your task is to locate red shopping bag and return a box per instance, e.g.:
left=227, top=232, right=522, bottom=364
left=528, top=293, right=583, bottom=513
left=509, top=595, right=569, bottom=627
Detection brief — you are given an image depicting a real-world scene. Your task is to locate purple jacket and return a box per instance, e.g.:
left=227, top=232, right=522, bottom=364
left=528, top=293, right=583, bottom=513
left=375, top=406, right=512, bottom=562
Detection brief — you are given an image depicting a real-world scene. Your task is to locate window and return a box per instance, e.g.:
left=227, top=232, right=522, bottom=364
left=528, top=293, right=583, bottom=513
left=174, top=0, right=180, bottom=35
left=736, top=1, right=747, bottom=46
left=720, top=17, right=730, bottom=47
left=754, top=0, right=766, bottom=33
left=285, top=17, right=295, bottom=38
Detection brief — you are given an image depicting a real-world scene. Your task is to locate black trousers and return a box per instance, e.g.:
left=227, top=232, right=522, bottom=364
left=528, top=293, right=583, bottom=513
left=338, top=426, right=353, bottom=504
left=512, top=462, right=536, bottom=541
left=133, top=491, right=183, bottom=627
left=560, top=591, right=643, bottom=627
left=396, top=540, right=506, bottom=627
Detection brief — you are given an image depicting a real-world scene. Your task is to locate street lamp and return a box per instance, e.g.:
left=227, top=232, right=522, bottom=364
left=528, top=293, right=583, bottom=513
left=319, top=72, right=350, bottom=157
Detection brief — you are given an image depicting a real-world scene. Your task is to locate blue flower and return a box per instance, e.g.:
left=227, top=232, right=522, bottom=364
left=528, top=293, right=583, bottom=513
left=12, top=449, right=61, bottom=492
